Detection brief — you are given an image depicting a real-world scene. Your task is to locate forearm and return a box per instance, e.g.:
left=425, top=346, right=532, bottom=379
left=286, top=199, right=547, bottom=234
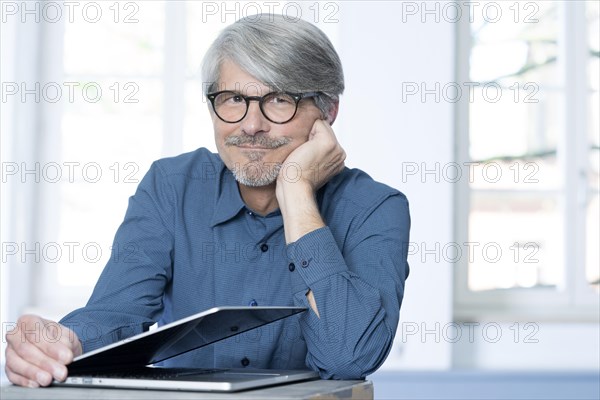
left=60, top=303, right=160, bottom=353
left=282, top=192, right=410, bottom=379
left=276, top=179, right=324, bottom=244
left=299, top=275, right=394, bottom=379
left=286, top=227, right=399, bottom=379
left=277, top=179, right=326, bottom=316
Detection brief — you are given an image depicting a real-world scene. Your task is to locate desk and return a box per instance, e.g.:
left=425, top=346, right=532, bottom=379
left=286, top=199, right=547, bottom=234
left=1, top=380, right=372, bottom=400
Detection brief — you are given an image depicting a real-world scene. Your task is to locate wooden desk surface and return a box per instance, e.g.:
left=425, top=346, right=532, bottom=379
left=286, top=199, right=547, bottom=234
left=1, top=379, right=373, bottom=400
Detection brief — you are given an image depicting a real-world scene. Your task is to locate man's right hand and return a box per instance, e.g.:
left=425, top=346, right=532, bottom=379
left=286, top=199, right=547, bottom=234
left=5, top=314, right=83, bottom=387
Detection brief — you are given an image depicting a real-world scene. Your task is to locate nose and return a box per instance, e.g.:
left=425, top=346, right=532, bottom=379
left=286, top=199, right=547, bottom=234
left=240, top=100, right=269, bottom=136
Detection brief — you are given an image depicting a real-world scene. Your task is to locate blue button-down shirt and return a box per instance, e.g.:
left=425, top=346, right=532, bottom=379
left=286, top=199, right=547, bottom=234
left=60, top=148, right=410, bottom=379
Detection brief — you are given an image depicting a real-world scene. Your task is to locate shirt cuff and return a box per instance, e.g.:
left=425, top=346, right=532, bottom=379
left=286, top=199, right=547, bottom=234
left=286, top=227, right=348, bottom=294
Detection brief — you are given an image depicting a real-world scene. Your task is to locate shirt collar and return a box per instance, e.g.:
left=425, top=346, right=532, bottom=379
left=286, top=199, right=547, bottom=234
left=209, top=156, right=327, bottom=227
left=209, top=162, right=246, bottom=227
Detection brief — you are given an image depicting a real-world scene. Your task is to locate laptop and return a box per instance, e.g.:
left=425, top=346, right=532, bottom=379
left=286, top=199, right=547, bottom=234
left=53, top=306, right=319, bottom=392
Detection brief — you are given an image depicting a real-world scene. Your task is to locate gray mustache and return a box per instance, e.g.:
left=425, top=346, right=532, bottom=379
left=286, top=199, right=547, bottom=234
left=225, top=135, right=291, bottom=149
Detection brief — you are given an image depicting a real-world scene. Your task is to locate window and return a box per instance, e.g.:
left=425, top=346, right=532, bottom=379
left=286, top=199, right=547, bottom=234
left=455, top=1, right=599, bottom=319
left=3, top=1, right=340, bottom=317
left=35, top=1, right=175, bottom=310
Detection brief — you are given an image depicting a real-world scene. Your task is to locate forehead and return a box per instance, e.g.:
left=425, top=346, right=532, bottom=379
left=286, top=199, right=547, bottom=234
left=217, top=60, right=272, bottom=95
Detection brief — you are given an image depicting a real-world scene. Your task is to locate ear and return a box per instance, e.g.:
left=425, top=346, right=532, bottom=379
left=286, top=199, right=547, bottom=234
left=326, top=101, right=339, bottom=125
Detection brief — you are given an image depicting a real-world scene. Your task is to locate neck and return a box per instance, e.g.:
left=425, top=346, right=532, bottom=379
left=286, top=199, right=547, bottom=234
left=238, top=182, right=279, bottom=216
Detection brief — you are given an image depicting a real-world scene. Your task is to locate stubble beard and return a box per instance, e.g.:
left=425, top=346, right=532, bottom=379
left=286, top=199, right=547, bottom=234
left=225, top=135, right=291, bottom=187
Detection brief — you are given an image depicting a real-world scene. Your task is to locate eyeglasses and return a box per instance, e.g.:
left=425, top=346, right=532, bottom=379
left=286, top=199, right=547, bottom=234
left=206, top=91, right=320, bottom=124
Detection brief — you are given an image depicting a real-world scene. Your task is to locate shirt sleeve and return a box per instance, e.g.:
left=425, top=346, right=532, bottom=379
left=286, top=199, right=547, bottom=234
left=59, top=162, right=175, bottom=353
left=285, top=192, right=410, bottom=379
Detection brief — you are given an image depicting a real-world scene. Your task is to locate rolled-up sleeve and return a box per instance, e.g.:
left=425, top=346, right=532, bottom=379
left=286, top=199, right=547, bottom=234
left=286, top=193, right=410, bottom=379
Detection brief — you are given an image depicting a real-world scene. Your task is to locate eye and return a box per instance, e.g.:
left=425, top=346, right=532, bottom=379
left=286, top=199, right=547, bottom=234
left=225, top=94, right=244, bottom=103
left=230, top=94, right=244, bottom=103
left=217, top=92, right=244, bottom=105
left=267, top=93, right=294, bottom=105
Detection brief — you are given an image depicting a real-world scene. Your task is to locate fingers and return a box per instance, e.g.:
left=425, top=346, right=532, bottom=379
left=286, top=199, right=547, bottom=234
left=4, top=349, right=40, bottom=388
left=291, top=119, right=345, bottom=186
left=5, top=315, right=79, bottom=387
left=5, top=346, right=55, bottom=387
left=316, top=121, right=345, bottom=173
left=37, top=319, right=81, bottom=363
left=310, top=118, right=335, bottom=141
left=312, top=120, right=345, bottom=161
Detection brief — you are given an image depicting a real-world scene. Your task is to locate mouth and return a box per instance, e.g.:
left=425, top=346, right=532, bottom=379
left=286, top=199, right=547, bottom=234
left=236, top=145, right=273, bottom=150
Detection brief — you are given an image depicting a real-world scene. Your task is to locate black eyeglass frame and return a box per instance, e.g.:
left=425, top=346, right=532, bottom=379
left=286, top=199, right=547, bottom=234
left=206, top=90, right=321, bottom=124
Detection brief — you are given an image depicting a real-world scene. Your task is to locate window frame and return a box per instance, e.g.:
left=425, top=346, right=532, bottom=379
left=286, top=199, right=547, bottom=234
left=32, top=1, right=189, bottom=315
left=18, top=1, right=344, bottom=317
left=454, top=1, right=599, bottom=322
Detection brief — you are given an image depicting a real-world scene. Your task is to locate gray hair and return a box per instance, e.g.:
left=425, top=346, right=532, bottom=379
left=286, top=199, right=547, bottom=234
left=201, top=13, right=344, bottom=116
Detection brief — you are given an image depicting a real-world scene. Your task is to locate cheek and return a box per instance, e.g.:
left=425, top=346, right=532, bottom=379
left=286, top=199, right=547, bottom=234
left=291, top=109, right=320, bottom=136
left=213, top=121, right=233, bottom=144
left=213, top=124, right=235, bottom=164
left=274, top=139, right=305, bottom=162
left=287, top=122, right=313, bottom=143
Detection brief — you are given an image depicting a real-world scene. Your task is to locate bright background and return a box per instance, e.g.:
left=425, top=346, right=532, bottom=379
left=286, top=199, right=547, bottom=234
left=1, top=1, right=598, bottom=399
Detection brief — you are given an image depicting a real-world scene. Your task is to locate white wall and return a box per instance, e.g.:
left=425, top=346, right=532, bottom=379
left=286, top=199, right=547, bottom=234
left=336, top=1, right=455, bottom=370
left=1, top=3, right=42, bottom=347
left=0, top=0, right=17, bottom=364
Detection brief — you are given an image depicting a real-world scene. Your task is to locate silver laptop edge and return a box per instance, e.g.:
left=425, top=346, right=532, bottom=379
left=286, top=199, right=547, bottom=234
left=61, top=369, right=319, bottom=392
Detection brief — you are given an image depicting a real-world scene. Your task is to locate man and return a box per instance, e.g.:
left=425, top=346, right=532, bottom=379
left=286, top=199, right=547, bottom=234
left=5, top=14, right=410, bottom=387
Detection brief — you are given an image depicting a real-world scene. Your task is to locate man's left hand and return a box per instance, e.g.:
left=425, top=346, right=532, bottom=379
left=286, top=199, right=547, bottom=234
left=277, top=119, right=346, bottom=192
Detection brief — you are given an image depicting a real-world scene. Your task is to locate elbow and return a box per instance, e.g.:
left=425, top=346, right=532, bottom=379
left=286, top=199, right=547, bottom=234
left=315, top=356, right=382, bottom=380
left=316, top=361, right=366, bottom=380
left=312, top=340, right=393, bottom=380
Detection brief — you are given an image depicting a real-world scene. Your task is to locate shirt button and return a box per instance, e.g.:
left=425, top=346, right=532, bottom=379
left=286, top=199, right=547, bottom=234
left=241, top=357, right=250, bottom=367
left=248, top=299, right=258, bottom=307
left=301, top=260, right=309, bottom=268
left=260, top=243, right=269, bottom=252
left=288, top=263, right=295, bottom=272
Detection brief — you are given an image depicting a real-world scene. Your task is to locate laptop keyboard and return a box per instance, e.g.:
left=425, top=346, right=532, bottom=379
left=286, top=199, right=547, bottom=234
left=73, top=367, right=226, bottom=380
